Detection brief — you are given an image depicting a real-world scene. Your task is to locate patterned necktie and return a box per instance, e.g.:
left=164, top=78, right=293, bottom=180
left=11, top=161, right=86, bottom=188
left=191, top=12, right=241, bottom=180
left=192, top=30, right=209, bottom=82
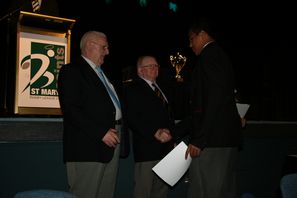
left=152, top=83, right=167, bottom=105
left=96, top=67, right=121, bottom=109
left=152, top=83, right=174, bottom=120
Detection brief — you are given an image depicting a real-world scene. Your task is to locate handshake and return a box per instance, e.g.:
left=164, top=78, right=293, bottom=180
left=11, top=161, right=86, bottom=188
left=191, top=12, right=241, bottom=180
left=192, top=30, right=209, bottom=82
left=154, top=128, right=172, bottom=143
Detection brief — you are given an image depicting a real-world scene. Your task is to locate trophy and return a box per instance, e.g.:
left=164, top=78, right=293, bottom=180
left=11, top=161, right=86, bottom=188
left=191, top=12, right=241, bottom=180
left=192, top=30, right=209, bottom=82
left=170, top=52, right=187, bottom=82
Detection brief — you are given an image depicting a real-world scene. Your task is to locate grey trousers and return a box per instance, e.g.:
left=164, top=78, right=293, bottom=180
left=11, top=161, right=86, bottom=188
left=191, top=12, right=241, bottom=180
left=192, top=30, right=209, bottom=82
left=66, top=126, right=121, bottom=198
left=133, top=160, right=169, bottom=198
left=187, top=147, right=239, bottom=198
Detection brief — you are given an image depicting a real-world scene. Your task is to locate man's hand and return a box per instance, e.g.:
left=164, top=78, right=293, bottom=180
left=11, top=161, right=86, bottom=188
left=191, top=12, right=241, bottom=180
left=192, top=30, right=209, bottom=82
left=241, top=118, right=247, bottom=128
left=102, top=128, right=120, bottom=147
left=154, top=128, right=172, bottom=143
left=185, top=144, right=201, bottom=159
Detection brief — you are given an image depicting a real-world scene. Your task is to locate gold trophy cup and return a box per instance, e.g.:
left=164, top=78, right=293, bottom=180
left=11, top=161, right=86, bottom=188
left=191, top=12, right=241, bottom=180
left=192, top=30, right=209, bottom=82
left=170, top=52, right=187, bottom=82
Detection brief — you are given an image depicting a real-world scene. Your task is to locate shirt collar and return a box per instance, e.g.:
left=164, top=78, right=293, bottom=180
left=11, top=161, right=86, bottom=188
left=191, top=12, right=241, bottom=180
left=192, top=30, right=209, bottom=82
left=82, top=55, right=97, bottom=70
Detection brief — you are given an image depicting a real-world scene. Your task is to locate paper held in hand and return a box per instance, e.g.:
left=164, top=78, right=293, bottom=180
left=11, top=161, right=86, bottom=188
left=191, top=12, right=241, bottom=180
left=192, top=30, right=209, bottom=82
left=236, top=103, right=250, bottom=118
left=152, top=141, right=192, bottom=186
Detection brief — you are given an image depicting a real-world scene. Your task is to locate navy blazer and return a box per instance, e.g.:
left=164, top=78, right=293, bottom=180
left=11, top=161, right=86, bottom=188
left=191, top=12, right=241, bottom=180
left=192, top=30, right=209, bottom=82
left=58, top=56, right=123, bottom=163
left=174, top=42, right=242, bottom=149
left=190, top=42, right=242, bottom=148
left=124, top=77, right=174, bottom=162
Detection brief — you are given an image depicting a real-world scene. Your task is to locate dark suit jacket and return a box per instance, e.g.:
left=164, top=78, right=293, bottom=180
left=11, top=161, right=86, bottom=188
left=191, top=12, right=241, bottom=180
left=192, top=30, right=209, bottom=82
left=124, top=77, right=175, bottom=162
left=175, top=42, right=242, bottom=149
left=58, top=56, right=124, bottom=163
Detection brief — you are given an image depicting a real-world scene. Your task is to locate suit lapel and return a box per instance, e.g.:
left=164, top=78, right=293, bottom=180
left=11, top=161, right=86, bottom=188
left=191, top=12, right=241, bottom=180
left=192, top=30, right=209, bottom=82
left=78, top=58, right=106, bottom=90
left=137, top=78, right=162, bottom=103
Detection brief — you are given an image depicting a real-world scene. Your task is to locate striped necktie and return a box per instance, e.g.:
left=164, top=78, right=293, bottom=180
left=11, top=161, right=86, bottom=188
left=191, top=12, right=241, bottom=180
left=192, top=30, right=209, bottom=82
left=96, top=67, right=121, bottom=109
left=152, top=83, right=167, bottom=105
left=152, top=83, right=174, bottom=120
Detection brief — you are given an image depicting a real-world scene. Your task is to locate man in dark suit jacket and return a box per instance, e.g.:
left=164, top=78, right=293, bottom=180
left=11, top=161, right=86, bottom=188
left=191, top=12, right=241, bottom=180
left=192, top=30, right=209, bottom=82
left=58, top=31, right=124, bottom=198
left=175, top=18, right=242, bottom=198
left=124, top=55, right=174, bottom=198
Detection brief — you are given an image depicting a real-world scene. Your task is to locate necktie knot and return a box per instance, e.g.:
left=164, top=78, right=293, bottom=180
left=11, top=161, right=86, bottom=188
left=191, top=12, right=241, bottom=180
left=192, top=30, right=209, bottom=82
left=96, top=66, right=121, bottom=109
left=96, top=66, right=103, bottom=73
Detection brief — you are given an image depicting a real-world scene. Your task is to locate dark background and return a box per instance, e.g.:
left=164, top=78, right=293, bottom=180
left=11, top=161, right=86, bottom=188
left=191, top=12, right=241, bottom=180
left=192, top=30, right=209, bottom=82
left=1, top=0, right=296, bottom=121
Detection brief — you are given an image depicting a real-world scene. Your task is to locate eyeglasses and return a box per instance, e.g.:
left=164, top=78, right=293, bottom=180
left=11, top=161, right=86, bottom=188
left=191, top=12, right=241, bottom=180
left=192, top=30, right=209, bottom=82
left=91, top=41, right=109, bottom=50
left=141, top=64, right=160, bottom=68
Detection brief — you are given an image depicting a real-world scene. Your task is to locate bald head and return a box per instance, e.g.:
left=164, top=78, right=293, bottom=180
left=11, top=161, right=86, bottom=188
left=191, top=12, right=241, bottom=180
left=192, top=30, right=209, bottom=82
left=80, top=31, right=106, bottom=50
left=80, top=31, right=109, bottom=66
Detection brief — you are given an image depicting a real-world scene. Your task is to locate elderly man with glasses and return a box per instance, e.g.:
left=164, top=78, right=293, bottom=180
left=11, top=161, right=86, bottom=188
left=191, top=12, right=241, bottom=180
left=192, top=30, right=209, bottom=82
left=124, top=55, right=175, bottom=198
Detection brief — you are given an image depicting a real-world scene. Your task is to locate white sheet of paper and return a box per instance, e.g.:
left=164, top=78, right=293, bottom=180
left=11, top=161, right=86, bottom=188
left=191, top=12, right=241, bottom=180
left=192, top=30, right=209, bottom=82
left=152, top=141, right=192, bottom=186
left=236, top=103, right=250, bottom=118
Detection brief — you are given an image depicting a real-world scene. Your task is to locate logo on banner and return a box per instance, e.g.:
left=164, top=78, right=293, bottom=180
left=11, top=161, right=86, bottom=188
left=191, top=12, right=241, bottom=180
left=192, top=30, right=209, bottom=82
left=20, top=42, right=65, bottom=96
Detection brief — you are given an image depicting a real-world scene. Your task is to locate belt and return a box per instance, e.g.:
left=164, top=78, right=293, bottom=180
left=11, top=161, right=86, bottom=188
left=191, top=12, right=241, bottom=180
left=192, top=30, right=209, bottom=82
left=114, top=119, right=122, bottom=125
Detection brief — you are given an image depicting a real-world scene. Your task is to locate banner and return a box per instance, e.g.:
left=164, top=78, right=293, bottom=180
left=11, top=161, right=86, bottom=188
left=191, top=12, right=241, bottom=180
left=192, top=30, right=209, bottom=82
left=17, top=32, right=67, bottom=109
